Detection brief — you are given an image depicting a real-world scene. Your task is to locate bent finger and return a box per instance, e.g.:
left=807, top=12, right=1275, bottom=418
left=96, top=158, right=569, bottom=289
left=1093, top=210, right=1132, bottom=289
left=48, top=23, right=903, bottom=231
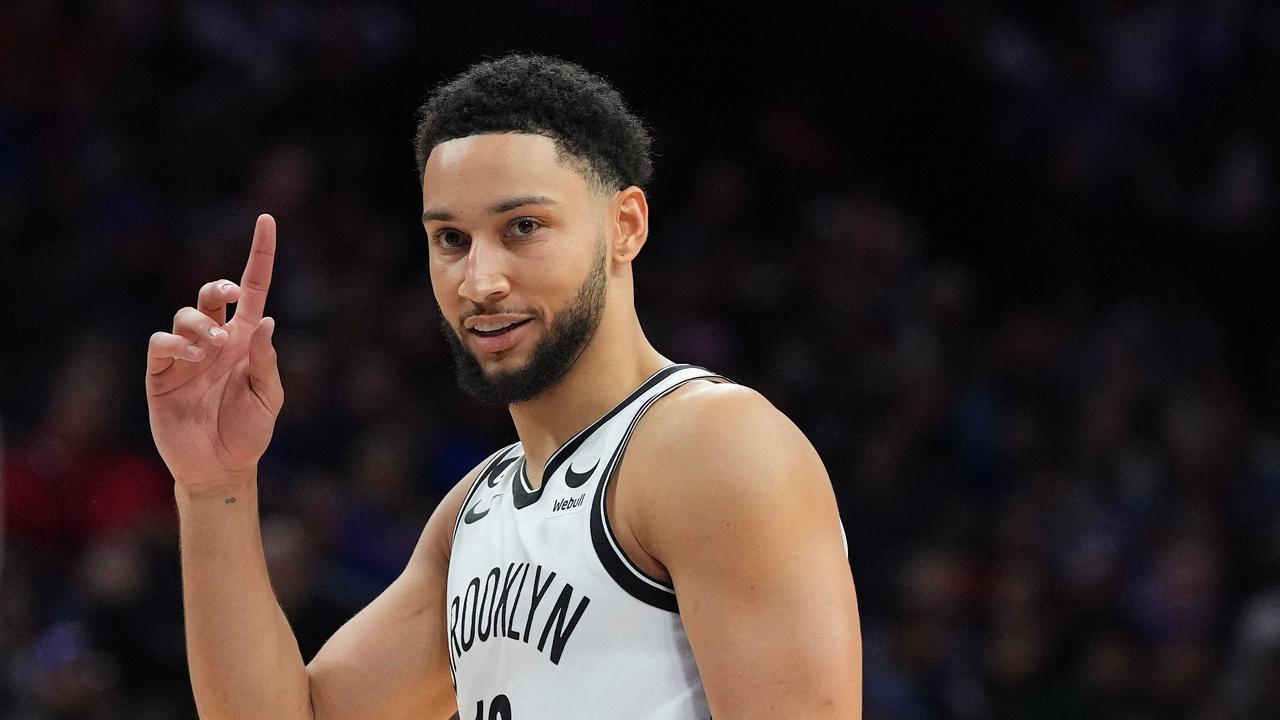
left=197, top=279, right=241, bottom=324
left=148, top=331, right=205, bottom=375
left=173, top=306, right=230, bottom=346
left=233, top=214, right=276, bottom=325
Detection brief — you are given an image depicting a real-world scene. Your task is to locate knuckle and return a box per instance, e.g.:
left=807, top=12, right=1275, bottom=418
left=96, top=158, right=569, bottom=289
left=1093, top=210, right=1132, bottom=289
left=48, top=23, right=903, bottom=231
left=175, top=307, right=203, bottom=325
left=200, top=279, right=233, bottom=301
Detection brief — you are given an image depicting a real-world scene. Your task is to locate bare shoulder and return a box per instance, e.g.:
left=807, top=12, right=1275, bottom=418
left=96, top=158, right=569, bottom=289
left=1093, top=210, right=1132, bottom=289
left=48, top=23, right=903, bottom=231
left=621, top=379, right=840, bottom=562
left=615, top=380, right=861, bottom=718
left=629, top=380, right=830, bottom=499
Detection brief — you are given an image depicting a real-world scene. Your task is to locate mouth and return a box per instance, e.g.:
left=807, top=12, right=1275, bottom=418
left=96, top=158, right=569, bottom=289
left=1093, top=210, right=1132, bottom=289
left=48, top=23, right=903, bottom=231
left=469, top=318, right=533, bottom=338
left=464, top=317, right=535, bottom=355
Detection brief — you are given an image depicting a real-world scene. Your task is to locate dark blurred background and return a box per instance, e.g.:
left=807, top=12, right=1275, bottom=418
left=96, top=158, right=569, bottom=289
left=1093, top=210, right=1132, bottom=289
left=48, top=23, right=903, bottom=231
left=2, top=1, right=1279, bottom=718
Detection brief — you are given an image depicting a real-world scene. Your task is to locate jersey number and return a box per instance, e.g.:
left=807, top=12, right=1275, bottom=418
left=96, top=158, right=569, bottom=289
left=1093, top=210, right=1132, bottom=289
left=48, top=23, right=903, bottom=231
left=474, top=694, right=512, bottom=720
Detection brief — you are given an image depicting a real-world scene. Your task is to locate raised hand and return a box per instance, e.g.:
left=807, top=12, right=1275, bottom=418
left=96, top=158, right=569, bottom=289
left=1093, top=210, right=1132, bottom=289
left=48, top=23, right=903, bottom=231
left=146, top=214, right=284, bottom=495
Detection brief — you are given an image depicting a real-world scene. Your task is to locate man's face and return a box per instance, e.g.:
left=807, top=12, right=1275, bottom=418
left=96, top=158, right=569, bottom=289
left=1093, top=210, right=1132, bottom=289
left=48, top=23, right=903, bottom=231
left=422, top=133, right=610, bottom=406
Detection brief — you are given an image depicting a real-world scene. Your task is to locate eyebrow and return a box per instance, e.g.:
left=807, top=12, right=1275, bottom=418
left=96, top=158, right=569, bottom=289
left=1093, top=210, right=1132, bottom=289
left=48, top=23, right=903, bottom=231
left=421, top=195, right=557, bottom=224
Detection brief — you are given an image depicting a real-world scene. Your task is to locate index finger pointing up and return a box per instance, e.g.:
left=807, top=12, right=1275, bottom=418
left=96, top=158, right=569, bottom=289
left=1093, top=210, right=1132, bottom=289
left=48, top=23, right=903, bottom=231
left=234, top=214, right=276, bottom=325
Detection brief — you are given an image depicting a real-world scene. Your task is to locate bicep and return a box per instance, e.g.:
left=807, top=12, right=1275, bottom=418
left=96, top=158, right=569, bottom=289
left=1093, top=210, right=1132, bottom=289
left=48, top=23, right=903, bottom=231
left=306, top=472, right=476, bottom=720
left=672, top=502, right=861, bottom=718
left=640, top=393, right=862, bottom=718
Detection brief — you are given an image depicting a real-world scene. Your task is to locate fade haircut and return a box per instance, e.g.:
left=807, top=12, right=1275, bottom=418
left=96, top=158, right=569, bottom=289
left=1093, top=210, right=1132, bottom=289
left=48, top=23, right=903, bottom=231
left=413, top=53, right=654, bottom=193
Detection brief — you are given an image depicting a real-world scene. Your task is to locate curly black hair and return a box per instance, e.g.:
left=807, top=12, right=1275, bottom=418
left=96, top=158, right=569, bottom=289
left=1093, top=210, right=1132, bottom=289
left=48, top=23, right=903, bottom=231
left=413, top=54, right=653, bottom=192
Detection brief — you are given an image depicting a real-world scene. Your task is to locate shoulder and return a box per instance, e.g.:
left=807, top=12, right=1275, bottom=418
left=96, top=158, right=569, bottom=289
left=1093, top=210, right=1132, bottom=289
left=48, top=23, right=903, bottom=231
left=621, top=379, right=838, bottom=559
left=632, top=379, right=825, bottom=492
left=622, top=382, right=860, bottom=717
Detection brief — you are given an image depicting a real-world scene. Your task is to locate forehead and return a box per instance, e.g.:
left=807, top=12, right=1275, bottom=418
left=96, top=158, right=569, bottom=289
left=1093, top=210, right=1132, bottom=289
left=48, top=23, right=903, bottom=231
left=421, top=133, right=594, bottom=212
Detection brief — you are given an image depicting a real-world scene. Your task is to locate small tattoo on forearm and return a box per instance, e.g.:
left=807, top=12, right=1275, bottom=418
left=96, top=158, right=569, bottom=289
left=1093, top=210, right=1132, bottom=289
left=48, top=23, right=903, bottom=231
left=224, top=497, right=237, bottom=504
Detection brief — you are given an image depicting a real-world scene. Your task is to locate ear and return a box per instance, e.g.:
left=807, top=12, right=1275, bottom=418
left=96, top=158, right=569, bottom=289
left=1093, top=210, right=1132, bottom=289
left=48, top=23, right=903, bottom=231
left=609, top=186, right=649, bottom=265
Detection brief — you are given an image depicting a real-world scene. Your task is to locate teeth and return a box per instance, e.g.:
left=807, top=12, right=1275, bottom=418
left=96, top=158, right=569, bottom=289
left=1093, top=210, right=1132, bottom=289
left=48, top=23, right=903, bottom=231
left=474, top=320, right=517, bottom=332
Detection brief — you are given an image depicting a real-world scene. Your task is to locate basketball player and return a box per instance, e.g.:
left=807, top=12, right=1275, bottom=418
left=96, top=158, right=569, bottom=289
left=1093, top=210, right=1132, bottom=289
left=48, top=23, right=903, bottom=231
left=146, top=54, right=861, bottom=719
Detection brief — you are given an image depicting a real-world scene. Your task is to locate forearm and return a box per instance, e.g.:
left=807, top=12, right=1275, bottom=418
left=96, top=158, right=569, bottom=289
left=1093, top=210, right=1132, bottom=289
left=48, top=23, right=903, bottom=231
left=177, top=479, right=313, bottom=720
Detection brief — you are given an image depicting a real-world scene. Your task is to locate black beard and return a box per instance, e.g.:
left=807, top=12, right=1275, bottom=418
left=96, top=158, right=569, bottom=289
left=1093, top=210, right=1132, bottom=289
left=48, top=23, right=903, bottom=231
left=440, top=253, right=607, bottom=407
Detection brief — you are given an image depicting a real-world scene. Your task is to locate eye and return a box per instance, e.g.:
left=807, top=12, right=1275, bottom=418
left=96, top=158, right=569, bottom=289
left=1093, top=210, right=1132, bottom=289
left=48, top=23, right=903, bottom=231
left=435, top=229, right=469, bottom=249
left=507, top=218, right=541, bottom=238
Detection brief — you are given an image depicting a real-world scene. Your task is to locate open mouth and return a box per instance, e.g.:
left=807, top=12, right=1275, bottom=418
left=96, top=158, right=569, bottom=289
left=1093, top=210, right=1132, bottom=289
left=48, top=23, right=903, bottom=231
left=469, top=318, right=533, bottom=338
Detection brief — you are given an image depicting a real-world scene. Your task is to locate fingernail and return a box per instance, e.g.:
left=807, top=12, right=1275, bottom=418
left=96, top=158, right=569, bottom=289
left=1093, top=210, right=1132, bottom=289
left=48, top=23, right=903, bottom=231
left=210, top=327, right=226, bottom=339
left=186, top=345, right=203, bottom=359
left=220, top=282, right=236, bottom=294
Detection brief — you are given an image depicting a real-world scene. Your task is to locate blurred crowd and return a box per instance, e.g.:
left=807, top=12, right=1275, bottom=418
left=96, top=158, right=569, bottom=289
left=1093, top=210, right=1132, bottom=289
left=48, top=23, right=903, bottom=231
left=2, top=2, right=1279, bottom=719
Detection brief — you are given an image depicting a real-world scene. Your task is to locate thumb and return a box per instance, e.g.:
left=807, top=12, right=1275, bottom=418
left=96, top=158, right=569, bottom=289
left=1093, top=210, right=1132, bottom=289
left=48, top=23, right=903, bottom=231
left=248, top=316, right=283, bottom=413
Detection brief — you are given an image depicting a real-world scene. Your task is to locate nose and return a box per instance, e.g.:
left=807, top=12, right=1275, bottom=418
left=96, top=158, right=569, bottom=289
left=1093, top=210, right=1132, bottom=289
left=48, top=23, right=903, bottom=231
left=458, top=239, right=511, bottom=305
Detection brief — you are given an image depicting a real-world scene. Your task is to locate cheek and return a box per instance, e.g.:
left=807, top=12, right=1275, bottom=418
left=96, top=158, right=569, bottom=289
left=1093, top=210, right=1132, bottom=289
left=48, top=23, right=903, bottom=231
left=428, top=259, right=460, bottom=308
left=529, top=266, right=579, bottom=308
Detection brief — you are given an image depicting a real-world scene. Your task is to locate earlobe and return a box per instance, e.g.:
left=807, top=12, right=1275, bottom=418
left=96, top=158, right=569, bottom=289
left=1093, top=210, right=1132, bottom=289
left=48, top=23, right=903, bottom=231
left=613, top=186, right=650, bottom=264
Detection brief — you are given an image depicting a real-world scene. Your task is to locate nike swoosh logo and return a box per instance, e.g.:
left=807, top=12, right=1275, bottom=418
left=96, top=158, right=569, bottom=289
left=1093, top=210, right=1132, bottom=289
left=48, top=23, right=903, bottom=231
left=463, top=493, right=502, bottom=524
left=564, top=460, right=599, bottom=488
left=484, top=457, right=518, bottom=488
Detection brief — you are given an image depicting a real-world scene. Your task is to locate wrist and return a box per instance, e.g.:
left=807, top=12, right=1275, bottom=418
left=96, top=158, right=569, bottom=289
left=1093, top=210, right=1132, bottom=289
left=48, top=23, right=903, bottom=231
left=173, top=470, right=258, bottom=505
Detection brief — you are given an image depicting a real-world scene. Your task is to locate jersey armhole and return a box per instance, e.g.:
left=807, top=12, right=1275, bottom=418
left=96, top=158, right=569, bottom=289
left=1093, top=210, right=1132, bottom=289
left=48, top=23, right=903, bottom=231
left=589, top=375, right=732, bottom=614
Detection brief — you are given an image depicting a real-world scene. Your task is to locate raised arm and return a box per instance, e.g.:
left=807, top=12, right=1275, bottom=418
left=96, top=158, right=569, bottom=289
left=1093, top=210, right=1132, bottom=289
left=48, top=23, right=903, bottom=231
left=621, top=383, right=862, bottom=718
left=146, top=215, right=463, bottom=719
left=148, top=214, right=308, bottom=719
left=173, top=464, right=467, bottom=720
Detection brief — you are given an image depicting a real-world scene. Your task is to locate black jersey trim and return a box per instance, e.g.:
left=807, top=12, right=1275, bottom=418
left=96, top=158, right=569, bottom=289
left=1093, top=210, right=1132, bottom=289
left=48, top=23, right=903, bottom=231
left=590, top=370, right=731, bottom=613
left=512, top=363, right=700, bottom=510
left=451, top=443, right=519, bottom=541
left=511, top=455, right=543, bottom=509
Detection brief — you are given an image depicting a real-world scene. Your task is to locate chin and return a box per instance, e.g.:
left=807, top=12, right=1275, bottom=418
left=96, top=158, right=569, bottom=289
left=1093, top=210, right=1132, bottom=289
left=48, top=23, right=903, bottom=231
left=475, top=348, right=533, bottom=374
left=479, top=357, right=524, bottom=376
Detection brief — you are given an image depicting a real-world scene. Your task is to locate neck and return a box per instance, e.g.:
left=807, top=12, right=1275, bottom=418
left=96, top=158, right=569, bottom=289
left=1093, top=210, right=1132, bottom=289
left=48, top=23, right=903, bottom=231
left=509, top=311, right=667, bottom=489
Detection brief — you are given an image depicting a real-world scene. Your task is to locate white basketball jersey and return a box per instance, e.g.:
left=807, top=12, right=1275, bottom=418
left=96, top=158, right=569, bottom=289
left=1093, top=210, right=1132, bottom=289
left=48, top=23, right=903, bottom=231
left=446, top=364, right=727, bottom=720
